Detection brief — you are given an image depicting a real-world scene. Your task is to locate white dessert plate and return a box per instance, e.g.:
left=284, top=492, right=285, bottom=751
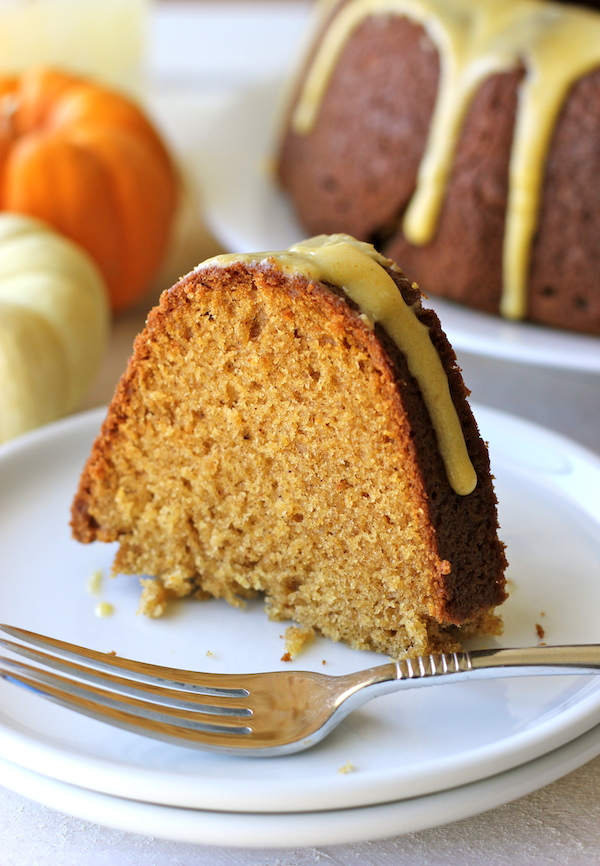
left=193, top=80, right=600, bottom=374
left=2, top=721, right=600, bottom=848
left=1, top=406, right=600, bottom=815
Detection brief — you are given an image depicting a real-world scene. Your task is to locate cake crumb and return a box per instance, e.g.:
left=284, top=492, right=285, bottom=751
left=535, top=623, right=545, bottom=640
left=282, top=625, right=315, bottom=660
left=206, top=650, right=215, bottom=658
left=338, top=761, right=355, bottom=774
left=138, top=578, right=171, bottom=618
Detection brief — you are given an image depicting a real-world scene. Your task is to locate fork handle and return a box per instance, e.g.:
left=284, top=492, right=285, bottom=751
left=393, top=644, right=600, bottom=687
left=329, top=644, right=600, bottom=723
left=343, top=644, right=600, bottom=699
left=465, top=644, right=600, bottom=675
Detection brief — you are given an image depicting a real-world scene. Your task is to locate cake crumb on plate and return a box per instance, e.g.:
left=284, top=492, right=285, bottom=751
left=282, top=625, right=315, bottom=660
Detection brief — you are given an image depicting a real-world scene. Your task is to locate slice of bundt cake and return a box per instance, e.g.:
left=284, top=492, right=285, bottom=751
left=71, top=234, right=507, bottom=659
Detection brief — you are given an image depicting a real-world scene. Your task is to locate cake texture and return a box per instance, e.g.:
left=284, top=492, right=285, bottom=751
left=71, top=235, right=507, bottom=659
left=277, top=0, right=600, bottom=336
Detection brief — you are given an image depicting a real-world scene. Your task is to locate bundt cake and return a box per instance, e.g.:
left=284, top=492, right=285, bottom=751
left=71, top=234, right=507, bottom=659
left=277, top=0, right=600, bottom=336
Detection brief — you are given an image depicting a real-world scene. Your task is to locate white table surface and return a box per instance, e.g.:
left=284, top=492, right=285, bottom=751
left=2, top=3, right=600, bottom=864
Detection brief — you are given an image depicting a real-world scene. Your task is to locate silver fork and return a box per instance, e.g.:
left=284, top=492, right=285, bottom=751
left=1, top=624, right=600, bottom=757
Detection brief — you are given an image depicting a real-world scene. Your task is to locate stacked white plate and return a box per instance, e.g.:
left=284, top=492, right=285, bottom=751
left=2, top=404, right=600, bottom=847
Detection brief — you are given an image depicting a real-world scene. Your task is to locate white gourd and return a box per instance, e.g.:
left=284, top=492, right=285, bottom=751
left=0, top=214, right=110, bottom=444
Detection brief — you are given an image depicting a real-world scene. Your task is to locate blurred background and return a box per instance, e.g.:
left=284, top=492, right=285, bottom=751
left=1, top=3, right=600, bottom=865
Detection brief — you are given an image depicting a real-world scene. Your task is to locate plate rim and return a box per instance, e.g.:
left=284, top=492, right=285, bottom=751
left=2, top=720, right=600, bottom=847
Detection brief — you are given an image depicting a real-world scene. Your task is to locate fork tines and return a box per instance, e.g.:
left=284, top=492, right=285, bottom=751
left=0, top=624, right=255, bottom=748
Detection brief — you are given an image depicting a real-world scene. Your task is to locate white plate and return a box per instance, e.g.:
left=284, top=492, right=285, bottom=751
left=1, top=407, right=600, bottom=815
left=2, top=722, right=600, bottom=848
left=193, top=80, right=600, bottom=374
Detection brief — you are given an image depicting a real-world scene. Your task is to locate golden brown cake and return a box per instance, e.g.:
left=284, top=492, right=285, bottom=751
left=278, top=0, right=600, bottom=336
left=71, top=235, right=507, bottom=659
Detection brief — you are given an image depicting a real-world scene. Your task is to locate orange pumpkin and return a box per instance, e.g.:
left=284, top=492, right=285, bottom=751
left=0, top=68, right=178, bottom=312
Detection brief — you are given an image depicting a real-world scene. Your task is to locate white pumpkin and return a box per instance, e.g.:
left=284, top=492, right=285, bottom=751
left=0, top=214, right=110, bottom=444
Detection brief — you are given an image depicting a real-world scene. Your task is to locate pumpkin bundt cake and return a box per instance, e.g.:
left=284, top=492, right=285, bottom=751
left=71, top=235, right=507, bottom=659
left=277, top=0, right=600, bottom=336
